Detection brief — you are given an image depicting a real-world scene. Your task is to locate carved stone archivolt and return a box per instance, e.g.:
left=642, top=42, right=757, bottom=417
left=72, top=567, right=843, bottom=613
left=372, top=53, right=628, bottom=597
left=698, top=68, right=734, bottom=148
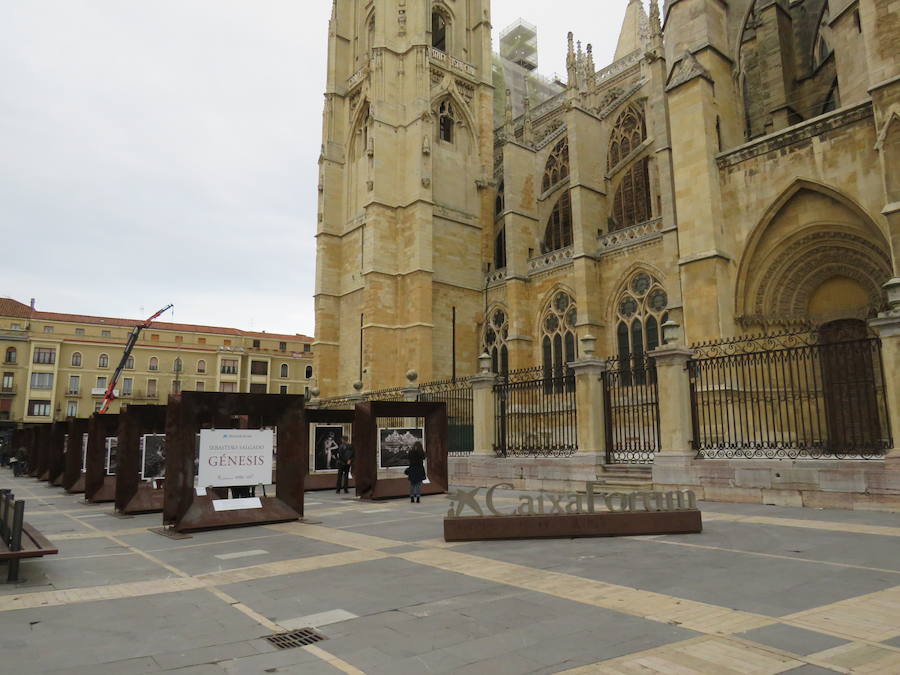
left=744, top=230, right=892, bottom=326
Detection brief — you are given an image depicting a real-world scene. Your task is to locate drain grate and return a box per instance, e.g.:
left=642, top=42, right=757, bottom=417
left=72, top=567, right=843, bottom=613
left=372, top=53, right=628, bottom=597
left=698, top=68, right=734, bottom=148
left=265, top=627, right=328, bottom=650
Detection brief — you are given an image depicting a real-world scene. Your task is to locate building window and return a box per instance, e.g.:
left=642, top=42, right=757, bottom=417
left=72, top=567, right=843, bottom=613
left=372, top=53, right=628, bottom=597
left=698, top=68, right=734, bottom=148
left=33, top=348, right=54, bottom=364
left=221, top=359, right=238, bottom=374
left=432, top=10, right=447, bottom=52
left=4, top=347, right=15, bottom=364
left=305, top=365, right=313, bottom=379
left=66, top=401, right=77, bottom=417
left=94, top=401, right=103, bottom=413
left=174, top=357, right=183, bottom=373
left=252, top=339, right=261, bottom=349
left=608, top=103, right=647, bottom=170
left=150, top=334, right=159, bottom=342
left=149, top=357, right=159, bottom=371
left=280, top=364, right=289, bottom=378
left=303, top=344, right=310, bottom=353
left=75, top=328, right=85, bottom=336
left=279, top=341, right=287, bottom=352
left=10, top=323, right=21, bottom=331
left=483, top=308, right=509, bottom=376
left=219, top=382, right=236, bottom=393
left=198, top=337, right=206, bottom=344
left=249, top=383, right=267, bottom=394
left=96, top=376, right=107, bottom=390
left=224, top=339, right=231, bottom=346
left=494, top=227, right=507, bottom=270
left=68, top=375, right=80, bottom=394
left=250, top=361, right=268, bottom=376
left=1, top=372, right=13, bottom=392
left=541, top=191, right=573, bottom=254
left=28, top=400, right=51, bottom=417
left=147, top=379, right=157, bottom=397
left=43, top=325, right=54, bottom=333
left=101, top=329, right=111, bottom=338
left=71, top=352, right=82, bottom=367
left=542, top=137, right=570, bottom=192
left=197, top=359, right=206, bottom=374
left=99, top=353, right=109, bottom=368
left=122, top=378, right=133, bottom=396
left=495, top=181, right=504, bottom=217
left=175, top=335, right=183, bottom=343
left=172, top=380, right=181, bottom=394
left=30, top=372, right=54, bottom=390
left=438, top=100, right=455, bottom=143
left=196, top=381, right=205, bottom=392
left=125, top=355, right=134, bottom=370
left=279, top=385, right=288, bottom=394
left=541, top=292, right=577, bottom=391
left=615, top=272, right=668, bottom=386
left=610, top=157, right=651, bottom=231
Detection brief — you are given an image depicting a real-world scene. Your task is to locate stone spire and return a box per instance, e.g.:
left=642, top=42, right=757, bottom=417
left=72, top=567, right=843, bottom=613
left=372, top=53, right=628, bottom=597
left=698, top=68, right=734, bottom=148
left=649, top=0, right=661, bottom=38
left=614, top=0, right=650, bottom=61
left=566, top=32, right=579, bottom=91
left=586, top=44, right=597, bottom=89
left=522, top=81, right=534, bottom=145
left=504, top=88, right=514, bottom=138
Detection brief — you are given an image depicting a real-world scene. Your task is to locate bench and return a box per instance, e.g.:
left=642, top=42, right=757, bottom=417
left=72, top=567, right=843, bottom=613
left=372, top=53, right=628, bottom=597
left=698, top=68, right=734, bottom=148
left=0, top=489, right=58, bottom=582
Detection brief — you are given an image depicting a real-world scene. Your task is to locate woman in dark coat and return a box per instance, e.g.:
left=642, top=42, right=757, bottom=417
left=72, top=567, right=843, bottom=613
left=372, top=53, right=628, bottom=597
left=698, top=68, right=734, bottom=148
left=406, top=441, right=427, bottom=503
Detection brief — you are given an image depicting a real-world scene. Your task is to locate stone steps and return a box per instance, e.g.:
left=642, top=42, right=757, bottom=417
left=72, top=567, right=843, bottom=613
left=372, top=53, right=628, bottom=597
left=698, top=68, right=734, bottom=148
left=596, top=465, right=654, bottom=492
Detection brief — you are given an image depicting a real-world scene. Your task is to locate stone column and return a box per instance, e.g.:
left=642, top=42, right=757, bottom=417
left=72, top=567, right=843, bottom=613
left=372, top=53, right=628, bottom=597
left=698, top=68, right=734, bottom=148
left=649, top=322, right=699, bottom=487
left=870, top=278, right=900, bottom=463
left=470, top=354, right=497, bottom=456
left=568, top=335, right=608, bottom=457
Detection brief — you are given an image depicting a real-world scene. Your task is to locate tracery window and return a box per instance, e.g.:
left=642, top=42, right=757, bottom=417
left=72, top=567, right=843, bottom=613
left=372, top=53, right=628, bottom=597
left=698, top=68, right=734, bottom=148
left=432, top=10, right=447, bottom=52
left=610, top=157, right=651, bottom=231
left=542, top=137, right=569, bottom=192
left=438, top=99, right=455, bottom=143
left=541, top=292, right=577, bottom=392
left=615, top=272, right=668, bottom=385
left=608, top=104, right=646, bottom=170
left=495, top=181, right=504, bottom=217
left=483, top=308, right=509, bottom=375
left=541, top=191, right=572, bottom=254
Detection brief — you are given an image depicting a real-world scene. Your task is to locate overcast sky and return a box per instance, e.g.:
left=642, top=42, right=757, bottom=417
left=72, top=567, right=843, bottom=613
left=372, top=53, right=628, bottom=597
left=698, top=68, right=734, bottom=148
left=1, top=1, right=631, bottom=336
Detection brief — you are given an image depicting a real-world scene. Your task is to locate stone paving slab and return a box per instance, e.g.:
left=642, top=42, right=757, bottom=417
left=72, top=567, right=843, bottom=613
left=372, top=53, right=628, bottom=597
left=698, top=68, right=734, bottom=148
left=3, top=470, right=900, bottom=674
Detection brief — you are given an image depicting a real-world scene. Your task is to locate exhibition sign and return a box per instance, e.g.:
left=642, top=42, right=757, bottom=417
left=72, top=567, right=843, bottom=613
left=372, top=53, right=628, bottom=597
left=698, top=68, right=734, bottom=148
left=197, top=429, right=273, bottom=489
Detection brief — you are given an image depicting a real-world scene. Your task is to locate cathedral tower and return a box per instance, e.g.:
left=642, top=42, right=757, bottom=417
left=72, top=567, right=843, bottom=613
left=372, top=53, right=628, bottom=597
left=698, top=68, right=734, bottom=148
left=314, top=0, right=495, bottom=396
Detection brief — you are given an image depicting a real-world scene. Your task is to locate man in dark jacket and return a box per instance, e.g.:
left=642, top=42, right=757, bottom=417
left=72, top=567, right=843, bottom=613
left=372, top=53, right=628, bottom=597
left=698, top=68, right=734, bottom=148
left=335, top=436, right=354, bottom=494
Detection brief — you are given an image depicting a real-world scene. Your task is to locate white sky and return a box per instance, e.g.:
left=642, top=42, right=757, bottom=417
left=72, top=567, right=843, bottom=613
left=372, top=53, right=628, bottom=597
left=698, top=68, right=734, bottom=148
left=0, top=1, right=631, bottom=336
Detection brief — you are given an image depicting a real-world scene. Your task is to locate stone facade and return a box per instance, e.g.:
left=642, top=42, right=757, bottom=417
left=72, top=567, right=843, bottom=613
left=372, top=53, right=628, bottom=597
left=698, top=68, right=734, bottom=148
left=315, top=0, right=899, bottom=395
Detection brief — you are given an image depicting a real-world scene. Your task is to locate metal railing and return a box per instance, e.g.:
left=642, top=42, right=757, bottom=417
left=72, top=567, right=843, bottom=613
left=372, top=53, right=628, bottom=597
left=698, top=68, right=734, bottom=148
left=602, top=355, right=660, bottom=464
left=494, top=366, right=577, bottom=457
left=689, top=329, right=892, bottom=459
left=418, top=378, right=473, bottom=455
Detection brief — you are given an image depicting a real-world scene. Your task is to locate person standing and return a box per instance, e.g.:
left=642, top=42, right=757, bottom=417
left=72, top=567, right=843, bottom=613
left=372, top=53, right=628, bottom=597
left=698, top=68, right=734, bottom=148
left=335, top=435, right=354, bottom=494
left=406, top=441, right=426, bottom=503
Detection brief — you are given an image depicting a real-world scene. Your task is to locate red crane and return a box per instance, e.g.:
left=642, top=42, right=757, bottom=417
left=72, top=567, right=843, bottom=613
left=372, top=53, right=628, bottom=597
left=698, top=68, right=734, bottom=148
left=98, top=304, right=173, bottom=414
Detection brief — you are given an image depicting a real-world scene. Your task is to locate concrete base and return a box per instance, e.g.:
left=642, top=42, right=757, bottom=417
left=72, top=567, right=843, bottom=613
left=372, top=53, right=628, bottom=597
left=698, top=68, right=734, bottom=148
left=449, top=453, right=603, bottom=492
left=653, top=455, right=900, bottom=513
left=449, top=454, right=900, bottom=513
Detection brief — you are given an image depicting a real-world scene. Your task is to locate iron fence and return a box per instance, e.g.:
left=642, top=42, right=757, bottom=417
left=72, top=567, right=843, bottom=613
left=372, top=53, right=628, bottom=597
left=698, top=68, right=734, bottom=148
left=418, top=378, right=473, bottom=455
left=689, top=329, right=892, bottom=459
left=493, top=366, right=577, bottom=457
left=602, top=355, right=660, bottom=464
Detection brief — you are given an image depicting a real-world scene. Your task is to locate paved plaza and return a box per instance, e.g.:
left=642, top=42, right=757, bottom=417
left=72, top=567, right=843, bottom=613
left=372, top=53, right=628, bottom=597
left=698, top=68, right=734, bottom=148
left=1, top=470, right=899, bottom=674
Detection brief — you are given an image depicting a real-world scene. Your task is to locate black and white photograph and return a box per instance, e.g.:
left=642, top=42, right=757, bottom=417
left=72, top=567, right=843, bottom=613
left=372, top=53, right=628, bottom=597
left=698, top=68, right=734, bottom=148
left=140, top=434, right=166, bottom=480
left=378, top=427, right=425, bottom=469
left=105, top=437, right=118, bottom=476
left=313, top=425, right=343, bottom=472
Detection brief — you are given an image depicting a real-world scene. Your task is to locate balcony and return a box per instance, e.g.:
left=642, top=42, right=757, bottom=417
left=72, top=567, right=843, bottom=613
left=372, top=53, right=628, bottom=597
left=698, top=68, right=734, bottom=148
left=0, top=386, right=15, bottom=396
left=221, top=366, right=238, bottom=375
left=65, top=389, right=80, bottom=397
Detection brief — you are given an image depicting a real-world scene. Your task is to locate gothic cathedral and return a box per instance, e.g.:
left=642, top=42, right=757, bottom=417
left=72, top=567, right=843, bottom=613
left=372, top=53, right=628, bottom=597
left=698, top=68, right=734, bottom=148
left=314, top=0, right=900, bottom=398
